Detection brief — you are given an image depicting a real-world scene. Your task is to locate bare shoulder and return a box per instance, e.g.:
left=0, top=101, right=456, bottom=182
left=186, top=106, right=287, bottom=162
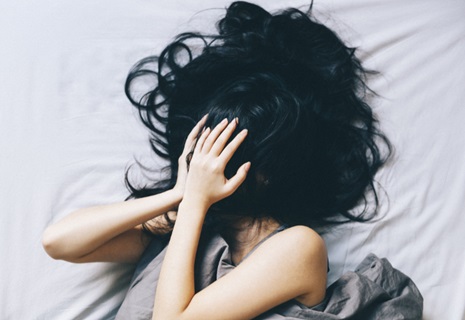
left=250, top=225, right=327, bottom=306
left=280, top=225, right=325, bottom=246
left=270, top=225, right=327, bottom=262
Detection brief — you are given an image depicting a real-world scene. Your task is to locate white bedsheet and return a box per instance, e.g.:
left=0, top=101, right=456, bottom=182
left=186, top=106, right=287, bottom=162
left=1, top=1, right=464, bottom=319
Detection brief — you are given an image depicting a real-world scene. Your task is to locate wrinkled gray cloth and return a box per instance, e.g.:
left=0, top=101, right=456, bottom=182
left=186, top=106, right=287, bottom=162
left=115, top=231, right=423, bottom=319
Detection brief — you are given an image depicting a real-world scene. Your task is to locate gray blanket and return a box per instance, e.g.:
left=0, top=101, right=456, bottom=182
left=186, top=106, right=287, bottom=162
left=116, top=231, right=423, bottom=319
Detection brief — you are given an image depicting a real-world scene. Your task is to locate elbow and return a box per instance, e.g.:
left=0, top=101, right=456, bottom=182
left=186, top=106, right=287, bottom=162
left=42, top=226, right=66, bottom=260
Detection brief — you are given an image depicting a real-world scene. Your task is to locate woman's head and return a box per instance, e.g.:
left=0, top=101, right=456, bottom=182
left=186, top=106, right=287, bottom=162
left=125, top=1, right=391, bottom=228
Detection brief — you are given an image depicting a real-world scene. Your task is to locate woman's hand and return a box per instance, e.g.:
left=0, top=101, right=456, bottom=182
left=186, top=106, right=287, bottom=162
left=183, top=118, right=250, bottom=208
left=153, top=118, right=250, bottom=320
left=172, top=115, right=208, bottom=199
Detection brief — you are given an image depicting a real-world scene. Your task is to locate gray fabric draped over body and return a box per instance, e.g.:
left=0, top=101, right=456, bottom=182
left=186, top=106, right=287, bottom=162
left=115, top=228, right=423, bottom=319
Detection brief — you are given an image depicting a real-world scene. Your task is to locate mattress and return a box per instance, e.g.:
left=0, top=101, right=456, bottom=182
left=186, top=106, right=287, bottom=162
left=1, top=0, right=464, bottom=319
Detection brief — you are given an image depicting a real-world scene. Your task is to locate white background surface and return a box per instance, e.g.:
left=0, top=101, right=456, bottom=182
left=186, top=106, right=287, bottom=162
left=1, top=0, right=464, bottom=319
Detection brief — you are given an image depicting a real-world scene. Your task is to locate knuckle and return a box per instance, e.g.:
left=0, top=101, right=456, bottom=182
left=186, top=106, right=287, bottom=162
left=211, top=163, right=221, bottom=172
left=217, top=137, right=227, bottom=147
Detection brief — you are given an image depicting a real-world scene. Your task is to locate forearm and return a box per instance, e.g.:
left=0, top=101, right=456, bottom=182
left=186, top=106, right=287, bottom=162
left=152, top=118, right=248, bottom=318
left=152, top=197, right=208, bottom=320
left=42, top=189, right=182, bottom=260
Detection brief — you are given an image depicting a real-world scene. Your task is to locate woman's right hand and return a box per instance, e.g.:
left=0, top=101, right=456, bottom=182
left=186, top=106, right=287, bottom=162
left=172, top=115, right=208, bottom=199
left=182, top=118, right=250, bottom=208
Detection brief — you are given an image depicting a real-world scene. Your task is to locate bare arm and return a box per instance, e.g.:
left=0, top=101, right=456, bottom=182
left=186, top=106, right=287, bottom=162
left=42, top=190, right=181, bottom=263
left=153, top=119, right=327, bottom=319
left=153, top=118, right=249, bottom=319
left=42, top=115, right=207, bottom=264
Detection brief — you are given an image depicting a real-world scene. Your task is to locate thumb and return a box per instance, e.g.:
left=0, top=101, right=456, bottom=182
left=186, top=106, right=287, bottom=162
left=224, top=162, right=251, bottom=195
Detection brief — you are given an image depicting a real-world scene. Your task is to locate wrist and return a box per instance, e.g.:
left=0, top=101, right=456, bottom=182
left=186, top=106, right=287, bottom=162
left=162, top=188, right=183, bottom=209
left=179, top=194, right=211, bottom=213
left=170, top=186, right=184, bottom=203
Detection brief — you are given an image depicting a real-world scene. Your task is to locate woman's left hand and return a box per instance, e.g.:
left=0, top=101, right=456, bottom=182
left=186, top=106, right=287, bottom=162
left=172, top=115, right=208, bottom=199
left=183, top=118, right=250, bottom=208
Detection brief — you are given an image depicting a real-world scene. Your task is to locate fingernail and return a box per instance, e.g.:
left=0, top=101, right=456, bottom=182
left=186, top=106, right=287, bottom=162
left=241, top=129, right=248, bottom=135
left=235, top=117, right=239, bottom=124
left=221, top=118, right=228, bottom=125
left=245, top=162, right=251, bottom=172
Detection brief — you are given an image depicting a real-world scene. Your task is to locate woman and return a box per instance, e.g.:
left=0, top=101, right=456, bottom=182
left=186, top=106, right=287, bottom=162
left=43, top=2, right=392, bottom=319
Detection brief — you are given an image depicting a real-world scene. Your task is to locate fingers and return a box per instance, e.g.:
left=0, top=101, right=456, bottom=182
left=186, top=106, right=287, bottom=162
left=194, top=127, right=211, bottom=154
left=193, top=117, right=249, bottom=173
left=201, top=118, right=230, bottom=154
left=210, top=118, right=239, bottom=156
left=224, top=162, right=251, bottom=195
left=218, top=129, right=248, bottom=164
left=183, top=114, right=208, bottom=154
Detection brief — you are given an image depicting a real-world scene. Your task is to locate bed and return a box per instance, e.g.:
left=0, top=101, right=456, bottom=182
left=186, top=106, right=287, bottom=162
left=1, top=0, right=464, bottom=319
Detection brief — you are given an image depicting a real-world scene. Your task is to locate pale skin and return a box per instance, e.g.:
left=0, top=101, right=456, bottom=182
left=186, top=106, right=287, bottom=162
left=42, top=116, right=327, bottom=319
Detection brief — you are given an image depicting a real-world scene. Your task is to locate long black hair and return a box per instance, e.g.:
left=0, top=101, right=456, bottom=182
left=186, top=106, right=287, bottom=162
left=125, top=1, right=391, bottom=230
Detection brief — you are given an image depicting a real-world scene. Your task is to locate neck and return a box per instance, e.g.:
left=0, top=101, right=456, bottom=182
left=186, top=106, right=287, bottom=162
left=218, top=216, right=281, bottom=265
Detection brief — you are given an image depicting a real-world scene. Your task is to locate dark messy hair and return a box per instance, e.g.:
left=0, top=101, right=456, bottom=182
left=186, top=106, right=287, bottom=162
left=125, top=1, right=391, bottom=231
